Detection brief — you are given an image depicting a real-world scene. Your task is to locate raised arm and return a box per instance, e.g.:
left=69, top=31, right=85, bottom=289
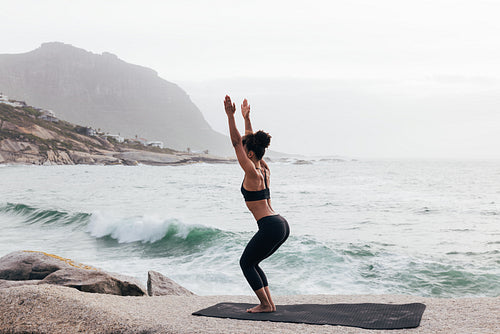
left=224, top=95, right=256, bottom=174
left=241, top=98, right=253, bottom=135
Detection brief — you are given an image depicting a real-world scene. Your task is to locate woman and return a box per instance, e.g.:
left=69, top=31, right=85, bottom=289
left=224, top=95, right=290, bottom=313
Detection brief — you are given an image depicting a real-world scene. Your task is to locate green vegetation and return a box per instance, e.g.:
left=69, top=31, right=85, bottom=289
left=0, top=104, right=22, bottom=122
left=21, top=106, right=42, bottom=117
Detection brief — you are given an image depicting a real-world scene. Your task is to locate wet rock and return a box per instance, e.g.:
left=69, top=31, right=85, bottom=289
left=147, top=270, right=195, bottom=296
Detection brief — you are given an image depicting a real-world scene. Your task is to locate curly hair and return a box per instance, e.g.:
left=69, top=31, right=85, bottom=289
left=242, top=130, right=271, bottom=160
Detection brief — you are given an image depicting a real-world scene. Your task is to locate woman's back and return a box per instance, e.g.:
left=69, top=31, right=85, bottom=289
left=242, top=166, right=275, bottom=221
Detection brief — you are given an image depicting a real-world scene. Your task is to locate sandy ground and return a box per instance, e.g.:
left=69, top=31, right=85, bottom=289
left=0, top=285, right=498, bottom=334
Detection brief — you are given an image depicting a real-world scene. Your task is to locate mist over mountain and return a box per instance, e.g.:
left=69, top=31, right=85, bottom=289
left=0, top=42, right=230, bottom=155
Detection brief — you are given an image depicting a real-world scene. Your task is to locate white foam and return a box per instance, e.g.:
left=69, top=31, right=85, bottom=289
left=87, top=211, right=179, bottom=243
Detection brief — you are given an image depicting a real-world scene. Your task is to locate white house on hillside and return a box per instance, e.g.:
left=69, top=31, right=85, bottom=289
left=106, top=134, right=124, bottom=143
left=39, top=110, right=59, bottom=123
left=147, top=141, right=164, bottom=149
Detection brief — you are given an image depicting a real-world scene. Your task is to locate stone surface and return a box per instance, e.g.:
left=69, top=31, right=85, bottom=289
left=0, top=279, right=41, bottom=289
left=147, top=270, right=195, bottom=296
left=41, top=268, right=147, bottom=296
left=0, top=250, right=78, bottom=280
left=1, top=285, right=499, bottom=334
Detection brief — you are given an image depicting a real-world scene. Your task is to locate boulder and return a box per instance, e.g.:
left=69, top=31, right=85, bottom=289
left=41, top=268, right=147, bottom=296
left=0, top=251, right=147, bottom=296
left=0, top=250, right=82, bottom=280
left=147, top=270, right=195, bottom=296
left=0, top=279, right=41, bottom=289
left=68, top=150, right=96, bottom=164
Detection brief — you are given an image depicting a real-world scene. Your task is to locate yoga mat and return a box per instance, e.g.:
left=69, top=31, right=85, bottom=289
left=193, top=302, right=426, bottom=329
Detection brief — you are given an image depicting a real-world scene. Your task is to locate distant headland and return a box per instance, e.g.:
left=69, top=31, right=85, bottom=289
left=0, top=42, right=231, bottom=156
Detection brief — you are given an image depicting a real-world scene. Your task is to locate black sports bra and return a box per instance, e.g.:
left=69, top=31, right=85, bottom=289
left=241, top=168, right=270, bottom=202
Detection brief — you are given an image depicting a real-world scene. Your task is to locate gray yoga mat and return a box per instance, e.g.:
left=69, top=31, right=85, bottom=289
left=192, top=302, right=426, bottom=329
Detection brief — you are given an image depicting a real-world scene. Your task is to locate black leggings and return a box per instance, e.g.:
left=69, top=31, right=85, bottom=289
left=239, top=214, right=290, bottom=291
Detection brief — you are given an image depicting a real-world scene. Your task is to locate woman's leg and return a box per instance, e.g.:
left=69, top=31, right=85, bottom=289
left=240, top=231, right=269, bottom=293
left=239, top=218, right=290, bottom=312
left=247, top=288, right=273, bottom=313
left=263, top=286, right=276, bottom=312
left=256, top=222, right=290, bottom=312
left=240, top=235, right=274, bottom=312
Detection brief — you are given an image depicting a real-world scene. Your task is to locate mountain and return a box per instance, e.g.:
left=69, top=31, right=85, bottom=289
left=0, top=42, right=231, bottom=155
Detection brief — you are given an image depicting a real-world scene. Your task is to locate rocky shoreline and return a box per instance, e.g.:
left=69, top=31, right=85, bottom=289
left=0, top=251, right=498, bottom=333
left=0, top=251, right=194, bottom=297
left=0, top=147, right=235, bottom=166
left=1, top=102, right=235, bottom=166
left=0, top=136, right=235, bottom=166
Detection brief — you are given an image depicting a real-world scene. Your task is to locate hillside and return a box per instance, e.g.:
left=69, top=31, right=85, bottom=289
left=0, top=42, right=231, bottom=155
left=0, top=101, right=232, bottom=165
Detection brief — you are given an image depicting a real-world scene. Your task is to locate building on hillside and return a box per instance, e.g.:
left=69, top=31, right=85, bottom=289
left=147, top=141, right=164, bottom=149
left=133, top=137, right=148, bottom=146
left=106, top=134, right=124, bottom=143
left=86, top=128, right=97, bottom=136
left=39, top=110, right=59, bottom=123
left=75, top=126, right=97, bottom=137
left=0, top=93, right=27, bottom=108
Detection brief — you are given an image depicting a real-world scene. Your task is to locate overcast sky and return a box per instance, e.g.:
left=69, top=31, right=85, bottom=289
left=2, top=0, right=500, bottom=158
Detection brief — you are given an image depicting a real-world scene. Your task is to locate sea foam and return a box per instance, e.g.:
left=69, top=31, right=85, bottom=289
left=87, top=212, right=184, bottom=243
left=85, top=211, right=225, bottom=245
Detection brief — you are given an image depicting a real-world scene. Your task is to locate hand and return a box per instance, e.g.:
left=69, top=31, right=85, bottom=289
left=224, top=95, right=236, bottom=116
left=241, top=98, right=250, bottom=119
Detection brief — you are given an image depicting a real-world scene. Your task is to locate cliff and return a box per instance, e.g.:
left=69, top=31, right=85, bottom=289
left=0, top=42, right=231, bottom=155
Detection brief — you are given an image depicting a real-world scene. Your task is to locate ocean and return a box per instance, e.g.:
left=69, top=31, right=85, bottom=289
left=1, top=159, right=499, bottom=297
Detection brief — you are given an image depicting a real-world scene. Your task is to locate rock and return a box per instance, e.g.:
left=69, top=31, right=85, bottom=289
left=293, top=159, right=313, bottom=165
left=0, top=250, right=80, bottom=280
left=92, top=154, right=122, bottom=165
left=68, top=150, right=96, bottom=164
left=41, top=268, right=147, bottom=296
left=116, top=150, right=183, bottom=165
left=0, top=251, right=146, bottom=296
left=121, top=159, right=139, bottom=166
left=147, top=270, right=194, bottom=296
left=46, top=150, right=74, bottom=164
left=0, top=279, right=41, bottom=289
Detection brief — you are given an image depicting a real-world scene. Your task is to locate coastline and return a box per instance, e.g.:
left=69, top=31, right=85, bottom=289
left=0, top=148, right=236, bottom=166
left=1, top=285, right=498, bottom=334
left=1, top=102, right=237, bottom=166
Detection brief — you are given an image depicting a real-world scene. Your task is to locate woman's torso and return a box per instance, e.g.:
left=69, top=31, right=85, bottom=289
left=241, top=167, right=276, bottom=221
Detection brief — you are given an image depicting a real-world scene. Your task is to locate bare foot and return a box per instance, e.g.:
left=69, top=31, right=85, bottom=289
left=246, top=304, right=274, bottom=313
